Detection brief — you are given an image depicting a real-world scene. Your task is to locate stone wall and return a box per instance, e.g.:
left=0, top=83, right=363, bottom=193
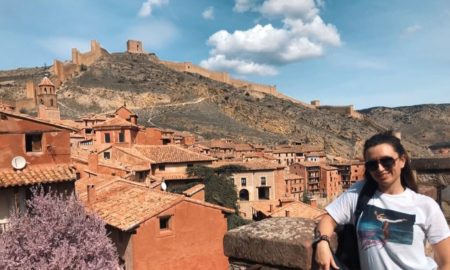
left=160, top=61, right=279, bottom=96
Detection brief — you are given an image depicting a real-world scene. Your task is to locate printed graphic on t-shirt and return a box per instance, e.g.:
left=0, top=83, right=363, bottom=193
left=358, top=205, right=416, bottom=249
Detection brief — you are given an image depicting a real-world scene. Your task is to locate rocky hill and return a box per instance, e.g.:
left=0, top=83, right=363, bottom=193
left=1, top=52, right=447, bottom=158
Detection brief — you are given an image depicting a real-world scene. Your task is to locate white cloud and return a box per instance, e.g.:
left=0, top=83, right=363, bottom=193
left=126, top=20, right=178, bottom=49
left=202, top=6, right=215, bottom=20
left=138, top=0, right=169, bottom=17
left=200, top=54, right=278, bottom=76
left=401, top=24, right=422, bottom=37
left=260, top=0, right=318, bottom=20
left=233, top=0, right=260, bottom=13
left=209, top=0, right=340, bottom=76
left=37, top=37, right=91, bottom=60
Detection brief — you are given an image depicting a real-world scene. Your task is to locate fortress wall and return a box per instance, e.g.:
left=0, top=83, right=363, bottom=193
left=318, top=105, right=363, bottom=118
left=72, top=40, right=103, bottom=67
left=15, top=98, right=36, bottom=112
left=52, top=60, right=79, bottom=86
left=161, top=60, right=278, bottom=96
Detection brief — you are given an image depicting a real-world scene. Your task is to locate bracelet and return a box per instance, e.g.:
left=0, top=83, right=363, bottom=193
left=312, top=234, right=331, bottom=246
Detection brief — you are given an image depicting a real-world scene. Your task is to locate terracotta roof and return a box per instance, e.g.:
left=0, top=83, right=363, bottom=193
left=268, top=201, right=326, bottom=220
left=132, top=145, right=215, bottom=164
left=306, top=152, right=326, bottom=157
left=93, top=117, right=138, bottom=129
left=183, top=184, right=205, bottom=196
left=294, top=161, right=323, bottom=168
left=204, top=140, right=235, bottom=149
left=0, top=109, right=79, bottom=132
left=80, top=179, right=232, bottom=231
left=234, top=143, right=254, bottom=151
left=0, top=164, right=77, bottom=188
left=210, top=161, right=284, bottom=171
left=38, top=76, right=55, bottom=87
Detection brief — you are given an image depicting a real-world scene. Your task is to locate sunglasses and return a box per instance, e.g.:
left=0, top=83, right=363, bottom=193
left=365, top=157, right=399, bottom=172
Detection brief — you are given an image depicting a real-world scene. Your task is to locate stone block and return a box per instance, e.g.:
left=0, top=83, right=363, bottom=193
left=224, top=217, right=334, bottom=269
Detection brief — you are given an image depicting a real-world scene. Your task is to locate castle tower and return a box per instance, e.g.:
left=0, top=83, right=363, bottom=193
left=127, top=40, right=145, bottom=54
left=36, top=76, right=57, bottom=108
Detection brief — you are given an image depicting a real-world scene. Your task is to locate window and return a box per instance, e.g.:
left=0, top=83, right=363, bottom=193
left=260, top=177, right=267, bottom=186
left=159, top=216, right=171, bottom=230
left=241, top=178, right=247, bottom=186
left=85, top=128, right=93, bottom=134
left=158, top=164, right=165, bottom=171
left=258, top=187, right=270, bottom=200
left=239, top=189, right=249, bottom=201
left=118, top=131, right=125, bottom=143
left=104, top=133, right=111, bottom=143
left=103, top=152, right=111, bottom=160
left=25, top=133, right=43, bottom=152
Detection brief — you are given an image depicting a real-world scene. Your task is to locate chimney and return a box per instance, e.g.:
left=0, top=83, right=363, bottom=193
left=285, top=210, right=290, bottom=217
left=87, top=184, right=96, bottom=205
left=130, top=115, right=138, bottom=125
left=310, top=198, right=317, bottom=208
left=88, top=151, right=98, bottom=172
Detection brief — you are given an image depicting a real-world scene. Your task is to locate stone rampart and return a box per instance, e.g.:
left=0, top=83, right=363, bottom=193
left=316, top=105, right=363, bottom=119
left=72, top=40, right=102, bottom=66
left=160, top=61, right=280, bottom=96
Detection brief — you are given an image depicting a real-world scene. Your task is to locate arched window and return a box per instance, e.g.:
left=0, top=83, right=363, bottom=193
left=239, top=189, right=249, bottom=201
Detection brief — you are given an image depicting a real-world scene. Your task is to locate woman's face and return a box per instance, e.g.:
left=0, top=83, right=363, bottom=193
left=364, top=143, right=406, bottom=193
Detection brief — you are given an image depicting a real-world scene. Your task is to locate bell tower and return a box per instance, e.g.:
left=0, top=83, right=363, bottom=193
left=36, top=76, right=57, bottom=108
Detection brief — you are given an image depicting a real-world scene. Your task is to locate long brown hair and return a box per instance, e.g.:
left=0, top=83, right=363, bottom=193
left=363, top=131, right=417, bottom=192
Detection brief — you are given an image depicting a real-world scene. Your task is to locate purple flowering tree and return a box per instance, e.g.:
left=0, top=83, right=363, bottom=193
left=0, top=189, right=119, bottom=269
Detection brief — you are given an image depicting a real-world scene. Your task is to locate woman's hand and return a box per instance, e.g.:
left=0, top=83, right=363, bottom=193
left=315, top=240, right=339, bottom=270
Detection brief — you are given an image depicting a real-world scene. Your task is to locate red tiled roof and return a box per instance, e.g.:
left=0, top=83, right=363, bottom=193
left=93, top=117, right=138, bottom=129
left=268, top=201, right=326, bottom=220
left=79, top=179, right=233, bottom=231
left=183, top=184, right=205, bottom=196
left=38, top=76, right=55, bottom=86
left=132, top=145, right=215, bottom=163
left=0, top=109, right=79, bottom=132
left=0, top=164, right=77, bottom=188
left=210, top=160, right=284, bottom=171
left=234, top=143, right=254, bottom=151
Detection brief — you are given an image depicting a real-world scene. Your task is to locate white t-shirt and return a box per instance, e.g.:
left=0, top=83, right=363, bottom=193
left=326, top=181, right=450, bottom=270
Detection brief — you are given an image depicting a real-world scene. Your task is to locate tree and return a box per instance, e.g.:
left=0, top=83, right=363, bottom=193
left=187, top=165, right=252, bottom=229
left=0, top=188, right=119, bottom=269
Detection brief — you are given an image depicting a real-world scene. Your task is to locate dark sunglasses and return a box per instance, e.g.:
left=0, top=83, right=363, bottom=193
left=365, top=157, right=399, bottom=172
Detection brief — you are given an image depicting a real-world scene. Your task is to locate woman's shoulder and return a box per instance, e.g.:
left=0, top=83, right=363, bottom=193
left=405, top=188, right=440, bottom=208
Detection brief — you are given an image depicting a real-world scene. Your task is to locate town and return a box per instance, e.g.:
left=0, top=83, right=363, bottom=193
left=1, top=40, right=449, bottom=269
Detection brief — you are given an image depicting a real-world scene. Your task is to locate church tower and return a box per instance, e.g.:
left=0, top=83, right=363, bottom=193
left=36, top=76, right=57, bottom=108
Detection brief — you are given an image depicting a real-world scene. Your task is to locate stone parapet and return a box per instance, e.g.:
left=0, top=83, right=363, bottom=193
left=224, top=217, right=336, bottom=270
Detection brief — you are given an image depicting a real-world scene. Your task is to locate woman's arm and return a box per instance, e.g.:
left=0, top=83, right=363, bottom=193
left=315, top=214, right=339, bottom=270
left=433, top=237, right=450, bottom=270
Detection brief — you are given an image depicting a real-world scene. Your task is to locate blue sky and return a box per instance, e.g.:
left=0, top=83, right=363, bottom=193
left=1, top=0, right=449, bottom=109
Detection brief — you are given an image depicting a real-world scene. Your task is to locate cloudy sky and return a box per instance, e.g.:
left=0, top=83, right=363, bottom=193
left=1, top=0, right=449, bottom=109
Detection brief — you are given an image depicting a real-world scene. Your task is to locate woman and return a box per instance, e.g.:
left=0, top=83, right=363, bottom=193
left=314, top=132, right=450, bottom=269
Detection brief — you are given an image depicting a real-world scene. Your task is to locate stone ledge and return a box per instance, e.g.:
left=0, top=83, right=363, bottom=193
left=224, top=217, right=335, bottom=269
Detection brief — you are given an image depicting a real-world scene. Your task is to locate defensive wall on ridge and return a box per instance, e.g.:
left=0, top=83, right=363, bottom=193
left=52, top=40, right=106, bottom=86
left=47, top=39, right=364, bottom=118
left=160, top=61, right=278, bottom=96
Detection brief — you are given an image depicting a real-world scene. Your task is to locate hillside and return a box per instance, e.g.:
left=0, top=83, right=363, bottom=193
left=1, top=52, right=443, bottom=158
left=360, top=105, right=450, bottom=148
